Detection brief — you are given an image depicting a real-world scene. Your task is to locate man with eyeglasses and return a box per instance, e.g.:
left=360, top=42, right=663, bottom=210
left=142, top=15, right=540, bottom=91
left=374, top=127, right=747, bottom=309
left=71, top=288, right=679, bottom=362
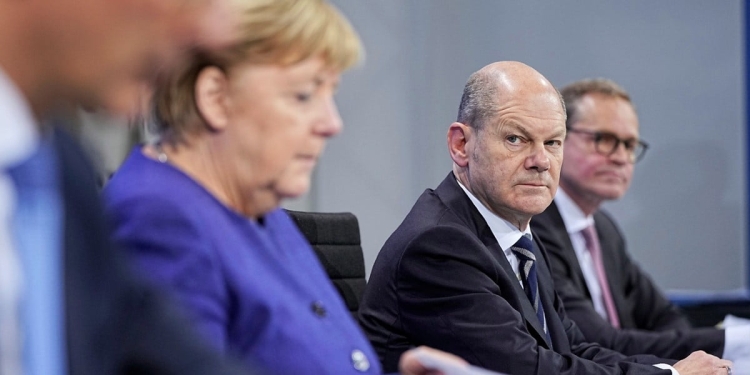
left=531, top=78, right=750, bottom=364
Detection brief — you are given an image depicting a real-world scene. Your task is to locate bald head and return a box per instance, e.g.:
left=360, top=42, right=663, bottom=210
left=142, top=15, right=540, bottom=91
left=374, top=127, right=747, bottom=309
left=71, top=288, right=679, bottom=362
left=449, top=61, right=567, bottom=229
left=457, top=61, right=565, bottom=131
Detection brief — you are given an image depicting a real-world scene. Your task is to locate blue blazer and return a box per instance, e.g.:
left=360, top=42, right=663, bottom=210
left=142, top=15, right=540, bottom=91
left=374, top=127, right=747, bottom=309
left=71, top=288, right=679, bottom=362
left=104, top=148, right=380, bottom=375
left=54, top=129, right=248, bottom=375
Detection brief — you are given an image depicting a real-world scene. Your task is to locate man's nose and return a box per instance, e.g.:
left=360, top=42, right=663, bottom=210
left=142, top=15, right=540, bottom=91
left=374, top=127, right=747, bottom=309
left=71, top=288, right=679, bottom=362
left=608, top=141, right=631, bottom=164
left=525, top=144, right=550, bottom=171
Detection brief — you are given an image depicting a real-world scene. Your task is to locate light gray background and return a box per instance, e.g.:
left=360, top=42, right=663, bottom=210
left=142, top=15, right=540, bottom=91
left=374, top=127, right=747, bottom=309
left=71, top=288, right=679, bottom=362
left=303, top=1, right=746, bottom=292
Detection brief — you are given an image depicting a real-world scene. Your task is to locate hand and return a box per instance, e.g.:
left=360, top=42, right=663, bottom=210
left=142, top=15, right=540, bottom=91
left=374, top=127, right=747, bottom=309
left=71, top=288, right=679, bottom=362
left=399, top=346, right=469, bottom=375
left=673, top=351, right=733, bottom=375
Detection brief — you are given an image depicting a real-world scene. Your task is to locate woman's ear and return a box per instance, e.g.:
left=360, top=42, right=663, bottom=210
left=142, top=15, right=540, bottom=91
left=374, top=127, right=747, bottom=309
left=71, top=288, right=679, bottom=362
left=195, top=66, right=229, bottom=131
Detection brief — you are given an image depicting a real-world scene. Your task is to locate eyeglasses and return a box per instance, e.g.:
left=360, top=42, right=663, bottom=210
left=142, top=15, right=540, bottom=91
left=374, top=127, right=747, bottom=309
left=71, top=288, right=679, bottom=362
left=566, top=128, right=649, bottom=163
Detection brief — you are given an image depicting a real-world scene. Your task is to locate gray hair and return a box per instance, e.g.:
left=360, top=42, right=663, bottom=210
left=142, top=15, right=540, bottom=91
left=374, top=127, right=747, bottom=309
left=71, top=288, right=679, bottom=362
left=456, top=69, right=499, bottom=131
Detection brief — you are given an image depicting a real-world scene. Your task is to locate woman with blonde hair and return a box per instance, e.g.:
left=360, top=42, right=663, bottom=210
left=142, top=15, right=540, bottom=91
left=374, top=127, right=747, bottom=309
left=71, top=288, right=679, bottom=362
left=103, top=0, right=378, bottom=373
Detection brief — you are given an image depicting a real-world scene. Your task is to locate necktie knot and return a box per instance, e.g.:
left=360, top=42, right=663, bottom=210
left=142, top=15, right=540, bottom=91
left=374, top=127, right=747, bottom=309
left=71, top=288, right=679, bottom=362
left=7, top=140, right=57, bottom=192
left=510, top=235, right=535, bottom=263
left=580, top=225, right=597, bottom=250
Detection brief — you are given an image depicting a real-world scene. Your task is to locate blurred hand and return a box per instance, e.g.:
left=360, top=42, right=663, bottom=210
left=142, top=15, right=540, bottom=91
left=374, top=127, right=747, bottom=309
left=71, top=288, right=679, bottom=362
left=399, top=346, right=468, bottom=375
left=673, top=351, right=732, bottom=375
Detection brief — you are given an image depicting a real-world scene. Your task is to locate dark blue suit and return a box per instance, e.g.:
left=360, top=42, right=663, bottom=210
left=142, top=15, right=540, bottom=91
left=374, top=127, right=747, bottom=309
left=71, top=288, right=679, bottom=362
left=531, top=201, right=724, bottom=359
left=359, top=173, right=673, bottom=374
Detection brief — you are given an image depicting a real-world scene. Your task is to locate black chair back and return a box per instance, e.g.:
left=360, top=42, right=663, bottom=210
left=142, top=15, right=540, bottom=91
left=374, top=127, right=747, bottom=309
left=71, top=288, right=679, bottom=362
left=286, top=210, right=366, bottom=320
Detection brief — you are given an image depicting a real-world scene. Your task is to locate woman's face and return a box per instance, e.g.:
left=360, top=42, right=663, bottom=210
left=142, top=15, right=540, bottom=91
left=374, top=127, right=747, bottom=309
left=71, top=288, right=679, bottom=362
left=221, top=57, right=343, bottom=209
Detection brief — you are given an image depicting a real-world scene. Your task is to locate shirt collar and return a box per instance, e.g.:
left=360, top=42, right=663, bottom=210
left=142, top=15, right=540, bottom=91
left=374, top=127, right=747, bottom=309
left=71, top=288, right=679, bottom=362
left=0, top=67, right=39, bottom=170
left=555, top=187, right=595, bottom=234
left=456, top=178, right=532, bottom=253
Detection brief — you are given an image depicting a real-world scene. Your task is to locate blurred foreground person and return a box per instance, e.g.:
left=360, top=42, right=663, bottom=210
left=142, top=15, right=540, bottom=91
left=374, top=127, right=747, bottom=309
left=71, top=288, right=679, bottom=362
left=0, top=0, right=550, bottom=373
left=0, top=0, right=255, bottom=374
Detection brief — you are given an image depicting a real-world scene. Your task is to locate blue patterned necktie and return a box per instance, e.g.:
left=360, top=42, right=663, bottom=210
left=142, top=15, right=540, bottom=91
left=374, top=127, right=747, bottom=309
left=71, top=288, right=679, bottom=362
left=511, top=235, right=551, bottom=345
left=7, top=140, right=65, bottom=375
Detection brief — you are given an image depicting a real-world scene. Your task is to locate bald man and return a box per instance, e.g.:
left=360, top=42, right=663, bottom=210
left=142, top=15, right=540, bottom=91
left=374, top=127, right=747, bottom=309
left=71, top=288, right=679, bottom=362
left=360, top=62, right=730, bottom=375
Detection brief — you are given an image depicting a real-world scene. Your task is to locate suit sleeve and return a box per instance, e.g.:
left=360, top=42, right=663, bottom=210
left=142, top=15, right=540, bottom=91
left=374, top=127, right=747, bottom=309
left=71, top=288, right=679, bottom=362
left=623, top=258, right=692, bottom=332
left=394, top=224, right=671, bottom=375
left=594, top=213, right=693, bottom=333
left=543, top=234, right=725, bottom=359
left=106, top=194, right=229, bottom=353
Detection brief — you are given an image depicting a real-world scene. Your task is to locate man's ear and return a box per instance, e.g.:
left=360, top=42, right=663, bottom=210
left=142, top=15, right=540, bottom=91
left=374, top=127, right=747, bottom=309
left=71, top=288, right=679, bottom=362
left=447, top=122, right=472, bottom=167
left=195, top=66, right=229, bottom=131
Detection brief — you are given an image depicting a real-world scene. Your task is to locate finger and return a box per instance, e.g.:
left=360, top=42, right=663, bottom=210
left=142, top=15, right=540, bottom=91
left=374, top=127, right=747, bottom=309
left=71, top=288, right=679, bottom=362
left=715, top=364, right=732, bottom=375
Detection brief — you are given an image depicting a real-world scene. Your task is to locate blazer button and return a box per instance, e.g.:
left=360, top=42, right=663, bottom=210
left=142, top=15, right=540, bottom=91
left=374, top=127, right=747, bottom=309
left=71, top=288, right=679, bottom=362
left=351, top=349, right=370, bottom=372
left=311, top=301, right=326, bottom=317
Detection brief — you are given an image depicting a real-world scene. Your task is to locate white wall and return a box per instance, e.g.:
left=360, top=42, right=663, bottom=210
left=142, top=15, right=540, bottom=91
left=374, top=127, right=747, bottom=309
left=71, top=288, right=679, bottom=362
left=320, top=1, right=745, bottom=291
left=84, top=1, right=745, bottom=292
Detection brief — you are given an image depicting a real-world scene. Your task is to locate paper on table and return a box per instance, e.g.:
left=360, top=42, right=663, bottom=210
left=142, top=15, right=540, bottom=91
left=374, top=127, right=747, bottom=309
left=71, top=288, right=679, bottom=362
left=723, top=314, right=750, bottom=328
left=410, top=349, right=508, bottom=375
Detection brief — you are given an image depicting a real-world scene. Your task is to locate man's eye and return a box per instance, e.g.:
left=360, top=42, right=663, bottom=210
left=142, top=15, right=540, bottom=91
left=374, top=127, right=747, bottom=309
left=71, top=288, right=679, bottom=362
left=507, top=135, right=520, bottom=143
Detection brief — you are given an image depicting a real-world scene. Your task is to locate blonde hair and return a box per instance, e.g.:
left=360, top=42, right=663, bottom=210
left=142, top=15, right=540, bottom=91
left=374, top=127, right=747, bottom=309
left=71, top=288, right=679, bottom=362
left=152, top=0, right=363, bottom=144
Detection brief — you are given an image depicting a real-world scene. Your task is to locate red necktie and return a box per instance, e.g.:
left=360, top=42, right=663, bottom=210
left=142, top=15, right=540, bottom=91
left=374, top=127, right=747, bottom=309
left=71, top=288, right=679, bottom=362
left=580, top=225, right=620, bottom=328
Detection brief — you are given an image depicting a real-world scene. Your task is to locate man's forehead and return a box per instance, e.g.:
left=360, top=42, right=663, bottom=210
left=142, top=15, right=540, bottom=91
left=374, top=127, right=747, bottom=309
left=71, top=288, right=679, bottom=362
left=493, top=117, right=566, bottom=138
left=575, top=95, right=639, bottom=127
left=494, top=97, right=566, bottom=126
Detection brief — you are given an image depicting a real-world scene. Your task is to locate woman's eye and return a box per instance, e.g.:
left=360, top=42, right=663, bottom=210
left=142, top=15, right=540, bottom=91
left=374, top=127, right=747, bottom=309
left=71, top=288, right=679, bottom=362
left=296, top=92, right=312, bottom=102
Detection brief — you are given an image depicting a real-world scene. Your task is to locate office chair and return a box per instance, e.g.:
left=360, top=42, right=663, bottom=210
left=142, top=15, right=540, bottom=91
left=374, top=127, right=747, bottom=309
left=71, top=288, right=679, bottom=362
left=286, top=210, right=366, bottom=320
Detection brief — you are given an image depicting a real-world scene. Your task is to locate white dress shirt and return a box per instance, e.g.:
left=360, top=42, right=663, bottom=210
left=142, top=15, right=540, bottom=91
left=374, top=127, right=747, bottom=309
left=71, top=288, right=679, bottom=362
left=0, top=67, right=39, bottom=375
left=456, top=179, right=532, bottom=286
left=554, top=188, right=610, bottom=321
left=459, top=182, right=684, bottom=374
left=556, top=187, right=750, bottom=372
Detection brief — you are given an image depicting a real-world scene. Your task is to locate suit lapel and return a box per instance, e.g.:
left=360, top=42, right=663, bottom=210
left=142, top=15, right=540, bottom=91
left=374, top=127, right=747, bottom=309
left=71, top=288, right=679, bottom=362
left=435, top=174, right=551, bottom=348
left=57, top=130, right=92, bottom=375
left=55, top=128, right=112, bottom=375
left=539, top=203, right=592, bottom=298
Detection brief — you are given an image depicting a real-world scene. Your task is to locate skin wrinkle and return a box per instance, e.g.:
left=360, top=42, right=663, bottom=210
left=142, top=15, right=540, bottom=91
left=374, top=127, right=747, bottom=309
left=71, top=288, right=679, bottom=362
left=450, top=61, right=566, bottom=231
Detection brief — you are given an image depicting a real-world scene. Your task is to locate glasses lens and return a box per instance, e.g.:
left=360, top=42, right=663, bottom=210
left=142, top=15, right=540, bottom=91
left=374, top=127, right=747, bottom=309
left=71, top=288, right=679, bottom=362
left=595, top=133, right=619, bottom=155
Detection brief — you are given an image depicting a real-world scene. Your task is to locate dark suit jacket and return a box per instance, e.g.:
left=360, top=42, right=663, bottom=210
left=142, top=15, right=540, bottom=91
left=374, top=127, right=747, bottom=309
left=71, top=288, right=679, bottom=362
left=54, top=129, right=250, bottom=375
left=359, top=173, right=672, bottom=375
left=531, top=201, right=724, bottom=359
